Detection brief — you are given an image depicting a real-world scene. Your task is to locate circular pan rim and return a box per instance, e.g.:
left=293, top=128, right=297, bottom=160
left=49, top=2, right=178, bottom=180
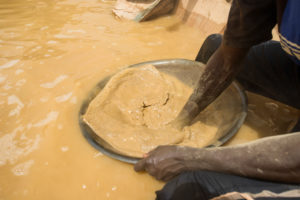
left=79, top=59, right=248, bottom=164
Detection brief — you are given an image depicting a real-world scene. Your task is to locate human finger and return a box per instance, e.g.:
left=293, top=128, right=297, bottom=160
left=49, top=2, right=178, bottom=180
left=134, top=158, right=147, bottom=172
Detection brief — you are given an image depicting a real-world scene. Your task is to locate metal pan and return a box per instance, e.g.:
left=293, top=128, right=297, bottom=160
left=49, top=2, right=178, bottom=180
left=79, top=59, right=247, bottom=164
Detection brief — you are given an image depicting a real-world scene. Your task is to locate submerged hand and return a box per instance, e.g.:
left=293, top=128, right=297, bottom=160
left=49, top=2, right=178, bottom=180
left=134, top=145, right=196, bottom=181
left=174, top=44, right=249, bottom=129
left=171, top=101, right=200, bottom=129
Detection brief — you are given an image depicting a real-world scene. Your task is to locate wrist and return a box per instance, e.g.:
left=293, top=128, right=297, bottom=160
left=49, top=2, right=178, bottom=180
left=182, top=147, right=210, bottom=171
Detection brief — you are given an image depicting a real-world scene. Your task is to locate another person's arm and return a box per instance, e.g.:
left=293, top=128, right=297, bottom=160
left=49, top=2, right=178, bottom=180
left=135, top=132, right=300, bottom=183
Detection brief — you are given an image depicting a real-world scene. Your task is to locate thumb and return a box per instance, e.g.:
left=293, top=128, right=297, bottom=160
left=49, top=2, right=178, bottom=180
left=134, top=158, right=147, bottom=172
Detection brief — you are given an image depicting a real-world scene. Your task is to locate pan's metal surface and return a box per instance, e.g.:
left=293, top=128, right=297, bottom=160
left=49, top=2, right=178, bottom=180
left=79, top=59, right=248, bottom=164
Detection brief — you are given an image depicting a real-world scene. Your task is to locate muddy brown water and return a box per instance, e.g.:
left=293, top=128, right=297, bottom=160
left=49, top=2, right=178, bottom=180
left=0, top=0, right=298, bottom=199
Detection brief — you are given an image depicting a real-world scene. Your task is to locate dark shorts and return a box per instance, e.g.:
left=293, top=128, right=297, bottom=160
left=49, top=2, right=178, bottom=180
left=156, top=171, right=300, bottom=200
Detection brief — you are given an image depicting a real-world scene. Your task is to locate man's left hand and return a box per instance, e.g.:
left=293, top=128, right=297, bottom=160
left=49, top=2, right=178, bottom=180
left=134, top=145, right=196, bottom=181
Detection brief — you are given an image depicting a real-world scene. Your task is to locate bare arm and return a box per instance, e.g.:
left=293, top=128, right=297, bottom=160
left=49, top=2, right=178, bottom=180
left=135, top=0, right=283, bottom=183
left=135, top=132, right=300, bottom=183
left=174, top=42, right=249, bottom=126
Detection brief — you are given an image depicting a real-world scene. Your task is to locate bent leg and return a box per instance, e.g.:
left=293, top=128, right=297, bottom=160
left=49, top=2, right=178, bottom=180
left=195, top=34, right=222, bottom=64
left=195, top=34, right=300, bottom=131
left=156, top=171, right=300, bottom=200
left=236, top=41, right=300, bottom=109
left=196, top=34, right=300, bottom=109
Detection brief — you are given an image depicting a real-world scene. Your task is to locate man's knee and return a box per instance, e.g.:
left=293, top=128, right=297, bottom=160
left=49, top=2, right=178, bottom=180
left=156, top=170, right=300, bottom=200
left=195, top=34, right=222, bottom=64
left=156, top=171, right=222, bottom=200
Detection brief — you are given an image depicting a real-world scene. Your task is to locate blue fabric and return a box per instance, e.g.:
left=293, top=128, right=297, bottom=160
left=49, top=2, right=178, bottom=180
left=279, top=0, right=300, bottom=65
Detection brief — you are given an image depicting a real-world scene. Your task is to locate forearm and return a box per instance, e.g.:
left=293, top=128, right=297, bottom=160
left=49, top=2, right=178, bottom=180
left=186, top=132, right=300, bottom=183
left=192, top=43, right=249, bottom=112
left=175, top=43, right=249, bottom=128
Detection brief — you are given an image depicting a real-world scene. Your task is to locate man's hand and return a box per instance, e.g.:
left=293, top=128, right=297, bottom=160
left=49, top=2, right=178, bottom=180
left=134, top=145, right=198, bottom=181
left=135, top=132, right=300, bottom=184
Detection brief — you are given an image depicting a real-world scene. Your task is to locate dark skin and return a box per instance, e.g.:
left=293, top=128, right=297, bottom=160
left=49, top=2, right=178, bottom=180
left=171, top=42, right=249, bottom=128
left=134, top=43, right=300, bottom=183
left=134, top=132, right=300, bottom=182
